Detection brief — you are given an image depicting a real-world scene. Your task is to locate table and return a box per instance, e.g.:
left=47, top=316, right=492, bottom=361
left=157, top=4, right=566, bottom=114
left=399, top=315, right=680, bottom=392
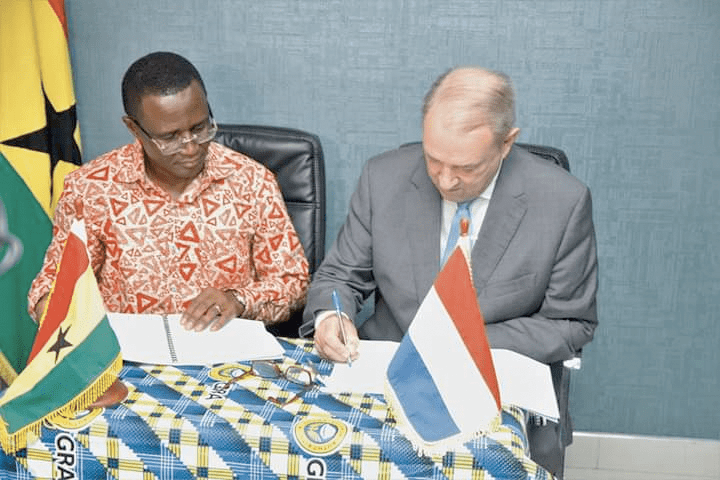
left=0, top=338, right=551, bottom=479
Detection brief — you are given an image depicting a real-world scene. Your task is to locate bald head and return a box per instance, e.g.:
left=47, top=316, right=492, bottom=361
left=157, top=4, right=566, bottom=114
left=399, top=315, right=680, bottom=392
left=422, top=67, right=515, bottom=145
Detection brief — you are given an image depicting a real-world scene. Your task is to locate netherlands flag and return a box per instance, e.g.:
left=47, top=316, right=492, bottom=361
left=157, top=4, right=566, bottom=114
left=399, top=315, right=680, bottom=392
left=384, top=241, right=501, bottom=453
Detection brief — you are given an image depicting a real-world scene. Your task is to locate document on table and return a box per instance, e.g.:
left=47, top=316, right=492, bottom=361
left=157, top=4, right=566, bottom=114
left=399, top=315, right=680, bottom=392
left=320, top=340, right=559, bottom=421
left=321, top=340, right=399, bottom=394
left=107, top=313, right=284, bottom=365
left=491, top=349, right=560, bottom=421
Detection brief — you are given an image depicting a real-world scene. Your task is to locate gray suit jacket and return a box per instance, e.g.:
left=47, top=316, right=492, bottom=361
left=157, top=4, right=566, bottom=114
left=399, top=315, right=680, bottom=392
left=302, top=143, right=598, bottom=365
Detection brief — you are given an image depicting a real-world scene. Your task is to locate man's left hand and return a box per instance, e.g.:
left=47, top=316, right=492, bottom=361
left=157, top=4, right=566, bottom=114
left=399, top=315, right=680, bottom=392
left=180, top=288, right=241, bottom=331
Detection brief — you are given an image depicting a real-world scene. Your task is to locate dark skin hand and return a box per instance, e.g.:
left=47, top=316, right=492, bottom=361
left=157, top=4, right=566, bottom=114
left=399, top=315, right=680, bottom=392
left=34, top=287, right=245, bottom=332
left=179, top=287, right=245, bottom=332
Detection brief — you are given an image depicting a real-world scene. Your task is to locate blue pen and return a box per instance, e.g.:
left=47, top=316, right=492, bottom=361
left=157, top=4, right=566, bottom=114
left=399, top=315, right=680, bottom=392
left=332, top=289, right=352, bottom=366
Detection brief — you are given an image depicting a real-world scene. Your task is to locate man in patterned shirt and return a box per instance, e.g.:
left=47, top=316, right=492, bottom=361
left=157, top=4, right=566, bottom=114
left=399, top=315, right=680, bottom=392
left=29, top=51, right=309, bottom=332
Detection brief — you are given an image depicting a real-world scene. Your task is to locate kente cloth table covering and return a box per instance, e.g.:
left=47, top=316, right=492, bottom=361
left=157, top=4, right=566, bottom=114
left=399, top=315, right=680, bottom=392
left=0, top=338, right=551, bottom=479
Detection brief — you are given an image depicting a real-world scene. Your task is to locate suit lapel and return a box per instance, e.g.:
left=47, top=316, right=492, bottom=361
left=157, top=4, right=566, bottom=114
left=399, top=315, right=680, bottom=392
left=403, top=146, right=528, bottom=300
left=407, top=154, right=442, bottom=302
left=472, top=148, right=527, bottom=291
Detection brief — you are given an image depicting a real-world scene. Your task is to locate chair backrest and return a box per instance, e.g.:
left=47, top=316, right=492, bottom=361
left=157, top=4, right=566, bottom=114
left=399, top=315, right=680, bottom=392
left=214, top=124, right=326, bottom=273
left=214, top=124, right=326, bottom=337
left=515, top=143, right=570, bottom=172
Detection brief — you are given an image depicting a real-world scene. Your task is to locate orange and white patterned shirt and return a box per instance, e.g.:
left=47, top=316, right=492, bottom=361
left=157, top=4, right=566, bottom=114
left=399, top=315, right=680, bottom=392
left=28, top=141, right=309, bottom=323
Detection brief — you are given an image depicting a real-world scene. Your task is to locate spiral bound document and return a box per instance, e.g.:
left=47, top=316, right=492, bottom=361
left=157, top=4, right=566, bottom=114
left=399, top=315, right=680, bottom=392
left=108, top=313, right=285, bottom=365
left=162, top=314, right=179, bottom=363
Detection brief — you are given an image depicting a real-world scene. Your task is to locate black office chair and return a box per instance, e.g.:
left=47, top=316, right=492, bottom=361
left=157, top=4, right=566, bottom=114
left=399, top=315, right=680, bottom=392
left=515, top=142, right=578, bottom=479
left=214, top=124, right=326, bottom=338
left=516, top=142, right=570, bottom=172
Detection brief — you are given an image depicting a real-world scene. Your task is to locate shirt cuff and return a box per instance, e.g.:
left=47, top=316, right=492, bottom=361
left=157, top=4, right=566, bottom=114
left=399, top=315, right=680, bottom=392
left=315, top=310, right=336, bottom=329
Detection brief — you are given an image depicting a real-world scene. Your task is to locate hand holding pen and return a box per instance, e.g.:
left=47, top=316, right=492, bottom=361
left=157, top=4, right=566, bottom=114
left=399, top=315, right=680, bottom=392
left=312, top=289, right=359, bottom=363
left=332, top=289, right=353, bottom=366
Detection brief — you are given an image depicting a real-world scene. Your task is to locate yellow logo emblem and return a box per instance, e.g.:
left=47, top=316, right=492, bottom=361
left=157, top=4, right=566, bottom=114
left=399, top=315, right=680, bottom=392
left=208, top=363, right=249, bottom=382
left=293, top=416, right=348, bottom=456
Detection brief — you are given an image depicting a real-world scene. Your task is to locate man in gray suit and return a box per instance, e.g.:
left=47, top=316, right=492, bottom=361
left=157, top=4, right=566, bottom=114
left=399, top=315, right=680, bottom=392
left=302, top=67, right=598, bottom=478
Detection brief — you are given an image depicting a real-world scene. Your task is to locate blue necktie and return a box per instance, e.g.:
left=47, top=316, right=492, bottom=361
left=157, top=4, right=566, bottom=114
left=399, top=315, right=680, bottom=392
left=441, top=201, right=473, bottom=266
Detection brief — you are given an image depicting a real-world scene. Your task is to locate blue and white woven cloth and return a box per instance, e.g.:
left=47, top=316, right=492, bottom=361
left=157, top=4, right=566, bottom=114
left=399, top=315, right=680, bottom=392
left=0, top=338, right=551, bottom=480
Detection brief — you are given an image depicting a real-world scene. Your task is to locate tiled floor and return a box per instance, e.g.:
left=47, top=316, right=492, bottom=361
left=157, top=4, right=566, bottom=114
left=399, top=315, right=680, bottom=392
left=564, top=432, right=720, bottom=480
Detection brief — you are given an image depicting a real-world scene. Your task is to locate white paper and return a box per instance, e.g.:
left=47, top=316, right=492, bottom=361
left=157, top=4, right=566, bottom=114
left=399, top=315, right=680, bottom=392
left=321, top=340, right=399, bottom=394
left=319, top=341, right=559, bottom=421
left=491, top=349, right=560, bottom=421
left=108, top=313, right=284, bottom=365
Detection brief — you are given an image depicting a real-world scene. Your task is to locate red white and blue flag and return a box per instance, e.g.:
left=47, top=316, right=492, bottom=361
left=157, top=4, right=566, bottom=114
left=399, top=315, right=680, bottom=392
left=384, top=240, right=501, bottom=454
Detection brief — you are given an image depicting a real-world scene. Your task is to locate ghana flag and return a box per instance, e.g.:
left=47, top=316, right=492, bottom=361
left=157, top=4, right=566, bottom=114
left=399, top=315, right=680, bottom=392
left=0, top=0, right=82, bottom=384
left=0, top=221, right=122, bottom=453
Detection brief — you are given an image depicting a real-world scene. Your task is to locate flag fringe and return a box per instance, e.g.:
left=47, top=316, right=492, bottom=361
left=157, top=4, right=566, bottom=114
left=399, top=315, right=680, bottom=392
left=0, top=353, right=122, bottom=453
left=383, top=381, right=501, bottom=457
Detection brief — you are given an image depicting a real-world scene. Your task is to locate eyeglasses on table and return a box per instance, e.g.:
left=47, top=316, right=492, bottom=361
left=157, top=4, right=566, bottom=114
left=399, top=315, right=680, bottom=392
left=225, top=360, right=318, bottom=406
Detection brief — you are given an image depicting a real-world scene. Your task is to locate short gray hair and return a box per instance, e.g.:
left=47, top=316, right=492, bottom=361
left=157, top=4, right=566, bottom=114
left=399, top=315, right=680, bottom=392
left=422, top=67, right=516, bottom=141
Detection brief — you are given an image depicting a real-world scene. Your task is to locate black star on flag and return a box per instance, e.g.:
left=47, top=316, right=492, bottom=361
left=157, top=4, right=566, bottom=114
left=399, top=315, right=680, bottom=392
left=47, top=325, right=73, bottom=364
left=1, top=87, right=82, bottom=198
